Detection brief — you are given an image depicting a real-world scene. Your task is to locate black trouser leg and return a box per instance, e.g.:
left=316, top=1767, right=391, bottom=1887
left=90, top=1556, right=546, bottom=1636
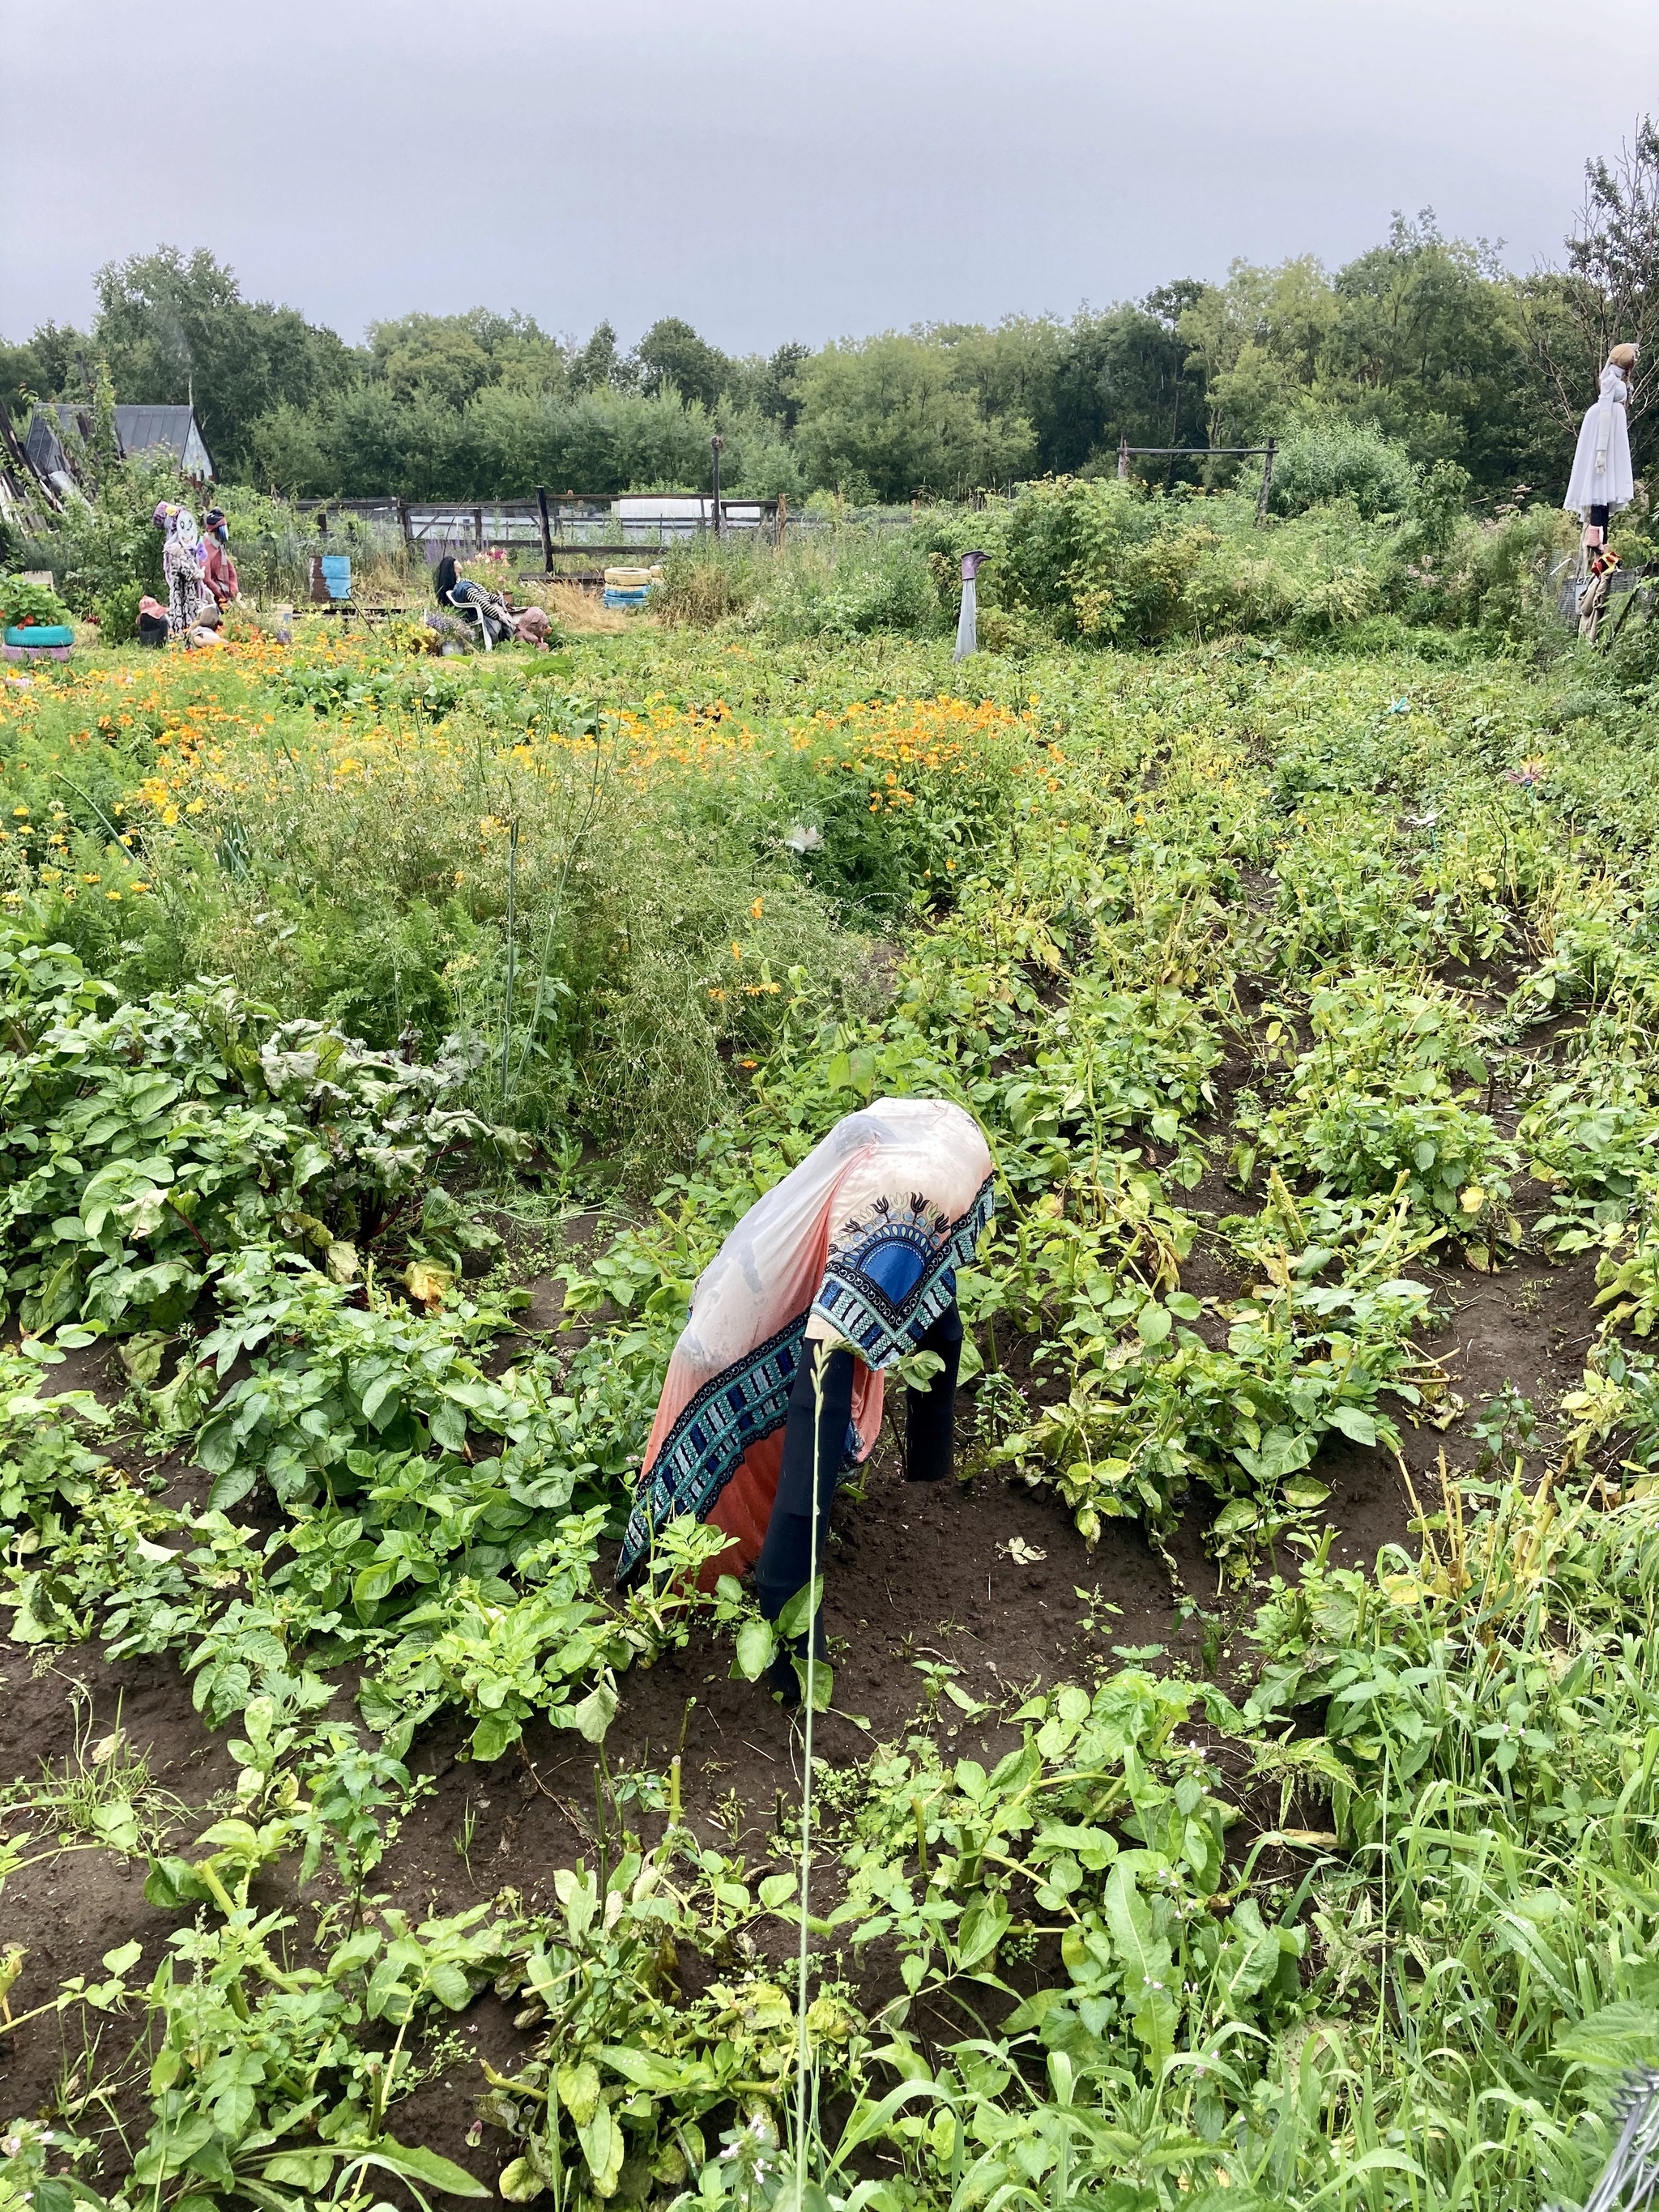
left=756, top=1346, right=853, bottom=1699
left=905, top=1300, right=962, bottom=1483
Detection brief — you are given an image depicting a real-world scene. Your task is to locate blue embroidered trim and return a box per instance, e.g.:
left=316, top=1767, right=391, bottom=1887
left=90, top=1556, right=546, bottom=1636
left=812, top=1174, right=996, bottom=1367
left=617, top=1315, right=804, bottom=1583
left=616, top=1171, right=995, bottom=1584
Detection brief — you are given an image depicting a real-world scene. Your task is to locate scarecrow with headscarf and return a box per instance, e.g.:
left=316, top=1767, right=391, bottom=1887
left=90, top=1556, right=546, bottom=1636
left=1565, top=344, right=1640, bottom=545
left=154, top=501, right=205, bottom=639
left=617, top=1096, right=995, bottom=1702
left=200, top=508, right=240, bottom=611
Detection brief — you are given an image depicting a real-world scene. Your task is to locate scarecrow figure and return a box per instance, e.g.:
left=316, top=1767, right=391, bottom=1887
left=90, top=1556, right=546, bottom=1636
left=616, top=1097, right=994, bottom=1703
left=154, top=502, right=205, bottom=640
left=953, top=548, right=988, bottom=662
left=1578, top=543, right=1621, bottom=643
left=1565, top=343, right=1639, bottom=548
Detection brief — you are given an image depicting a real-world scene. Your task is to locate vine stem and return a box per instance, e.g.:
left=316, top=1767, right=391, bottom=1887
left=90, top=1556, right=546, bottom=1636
left=499, top=816, right=519, bottom=1112
left=794, top=1341, right=826, bottom=2201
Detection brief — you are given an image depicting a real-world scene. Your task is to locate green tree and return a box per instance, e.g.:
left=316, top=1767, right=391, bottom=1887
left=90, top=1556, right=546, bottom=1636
left=1180, top=258, right=1336, bottom=450
left=0, top=321, right=92, bottom=416
left=90, top=245, right=356, bottom=473
left=1521, top=117, right=1659, bottom=475
left=1323, top=214, right=1532, bottom=483
left=633, top=318, right=730, bottom=411
left=793, top=334, right=1034, bottom=501
left=936, top=300, right=1207, bottom=481
left=247, top=399, right=338, bottom=496
left=718, top=342, right=812, bottom=428
left=368, top=309, right=565, bottom=403
left=568, top=320, right=629, bottom=394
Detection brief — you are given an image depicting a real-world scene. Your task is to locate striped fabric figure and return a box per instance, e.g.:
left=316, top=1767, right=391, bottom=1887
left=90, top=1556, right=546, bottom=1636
left=617, top=1097, right=994, bottom=1587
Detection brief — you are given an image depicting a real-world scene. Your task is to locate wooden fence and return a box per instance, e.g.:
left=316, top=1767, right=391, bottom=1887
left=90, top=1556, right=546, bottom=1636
left=1116, top=437, right=1277, bottom=521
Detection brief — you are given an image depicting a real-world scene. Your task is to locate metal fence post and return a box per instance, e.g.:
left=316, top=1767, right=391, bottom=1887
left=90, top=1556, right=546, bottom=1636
left=535, top=485, right=554, bottom=573
left=1117, top=435, right=1130, bottom=482
left=710, top=436, right=724, bottom=539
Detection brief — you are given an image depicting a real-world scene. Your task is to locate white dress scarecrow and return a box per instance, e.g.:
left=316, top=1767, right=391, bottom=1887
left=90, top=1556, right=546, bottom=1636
left=1564, top=351, right=1636, bottom=526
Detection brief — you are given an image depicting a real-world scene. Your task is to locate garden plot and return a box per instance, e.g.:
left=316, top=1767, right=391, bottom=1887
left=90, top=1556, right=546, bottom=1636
left=4, top=622, right=1659, bottom=2211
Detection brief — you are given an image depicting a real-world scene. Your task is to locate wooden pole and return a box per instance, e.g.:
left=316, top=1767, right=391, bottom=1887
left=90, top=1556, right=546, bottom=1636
left=710, top=435, right=724, bottom=539
left=397, top=496, right=413, bottom=552
left=535, top=485, right=555, bottom=572
left=1165, top=360, right=1184, bottom=488
left=474, top=505, right=484, bottom=552
left=1256, top=437, right=1276, bottom=526
left=775, top=493, right=787, bottom=546
left=1117, top=435, right=1130, bottom=482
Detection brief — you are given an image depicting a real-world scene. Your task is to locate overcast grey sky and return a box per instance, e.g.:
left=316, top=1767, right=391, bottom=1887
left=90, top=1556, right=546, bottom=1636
left=2, top=0, right=1654, bottom=353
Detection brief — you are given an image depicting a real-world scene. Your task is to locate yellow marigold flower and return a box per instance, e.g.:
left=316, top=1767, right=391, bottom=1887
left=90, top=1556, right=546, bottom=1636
left=162, top=806, right=179, bottom=826
left=11, top=805, right=27, bottom=818
left=81, top=873, right=100, bottom=884
left=106, top=889, right=122, bottom=901
left=186, top=799, right=206, bottom=815
left=707, top=986, right=727, bottom=1002
left=731, top=940, right=743, bottom=961
left=750, top=897, right=764, bottom=920
left=129, top=881, right=151, bottom=893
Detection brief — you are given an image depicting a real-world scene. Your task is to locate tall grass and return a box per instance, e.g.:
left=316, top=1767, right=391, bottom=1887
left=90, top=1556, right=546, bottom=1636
left=648, top=483, right=1580, bottom=654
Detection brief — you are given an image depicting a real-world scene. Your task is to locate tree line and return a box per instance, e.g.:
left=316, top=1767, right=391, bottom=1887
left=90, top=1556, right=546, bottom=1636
left=3, top=121, right=1654, bottom=508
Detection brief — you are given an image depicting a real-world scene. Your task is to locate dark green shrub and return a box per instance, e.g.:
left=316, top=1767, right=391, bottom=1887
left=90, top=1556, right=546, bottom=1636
left=1269, top=416, right=1416, bottom=519
left=1000, top=476, right=1209, bottom=643
left=95, top=580, right=144, bottom=641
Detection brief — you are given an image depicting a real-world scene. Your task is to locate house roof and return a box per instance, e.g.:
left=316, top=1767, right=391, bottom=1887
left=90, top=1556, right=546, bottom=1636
left=32, top=403, right=215, bottom=482
left=109, top=406, right=210, bottom=468
left=24, top=412, right=70, bottom=481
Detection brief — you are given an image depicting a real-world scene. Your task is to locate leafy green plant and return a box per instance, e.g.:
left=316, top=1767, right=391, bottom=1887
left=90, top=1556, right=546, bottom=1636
left=998, top=1191, right=1443, bottom=1554
left=0, top=931, right=502, bottom=1336
left=0, top=574, right=72, bottom=629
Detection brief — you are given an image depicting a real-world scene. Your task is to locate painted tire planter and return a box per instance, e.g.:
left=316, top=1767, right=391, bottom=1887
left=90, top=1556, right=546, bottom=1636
left=3, top=624, right=74, bottom=663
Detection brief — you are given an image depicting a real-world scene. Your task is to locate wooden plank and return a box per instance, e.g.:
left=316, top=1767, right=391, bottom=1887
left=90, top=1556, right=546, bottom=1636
left=519, top=545, right=676, bottom=558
